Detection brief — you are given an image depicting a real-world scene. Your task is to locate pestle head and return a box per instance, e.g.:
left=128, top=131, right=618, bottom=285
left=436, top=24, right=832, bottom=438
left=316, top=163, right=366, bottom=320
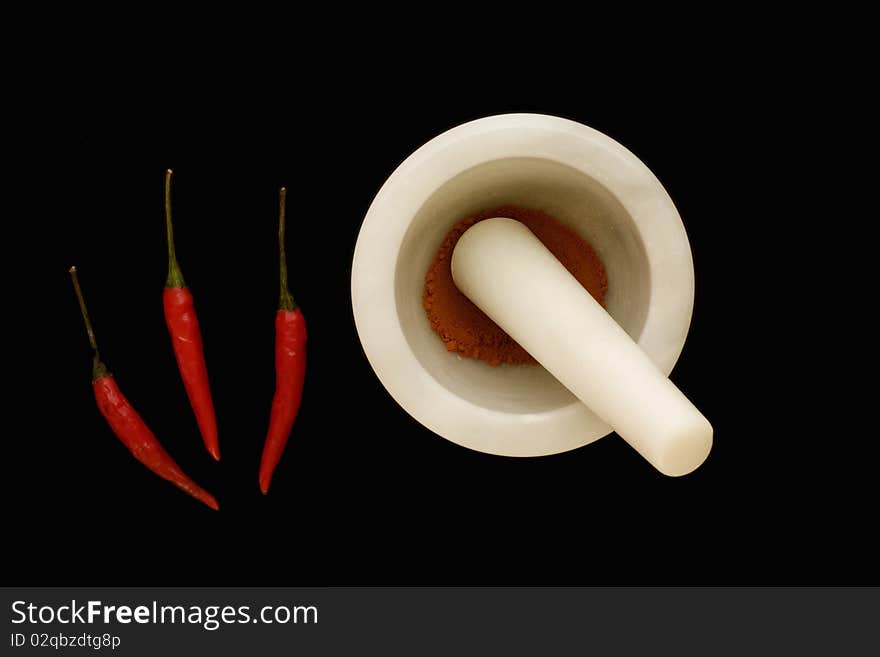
left=452, top=217, right=712, bottom=476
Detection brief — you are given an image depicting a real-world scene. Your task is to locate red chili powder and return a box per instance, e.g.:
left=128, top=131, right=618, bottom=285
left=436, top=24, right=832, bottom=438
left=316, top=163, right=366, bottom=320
left=422, top=206, right=608, bottom=366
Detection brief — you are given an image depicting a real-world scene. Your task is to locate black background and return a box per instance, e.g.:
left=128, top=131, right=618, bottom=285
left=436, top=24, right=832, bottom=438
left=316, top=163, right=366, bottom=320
left=7, top=57, right=869, bottom=586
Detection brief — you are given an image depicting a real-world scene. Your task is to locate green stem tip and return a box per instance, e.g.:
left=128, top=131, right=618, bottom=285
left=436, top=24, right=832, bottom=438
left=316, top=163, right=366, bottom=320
left=278, top=187, right=296, bottom=311
left=69, top=266, right=110, bottom=381
left=165, top=169, right=186, bottom=288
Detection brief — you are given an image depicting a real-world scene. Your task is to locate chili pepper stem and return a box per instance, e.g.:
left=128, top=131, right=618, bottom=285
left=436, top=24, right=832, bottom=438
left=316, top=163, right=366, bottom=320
left=165, top=169, right=186, bottom=289
left=278, top=187, right=297, bottom=311
left=69, top=266, right=110, bottom=382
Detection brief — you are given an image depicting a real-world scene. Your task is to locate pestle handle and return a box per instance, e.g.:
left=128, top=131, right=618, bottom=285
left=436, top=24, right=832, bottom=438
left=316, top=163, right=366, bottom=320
left=451, top=218, right=712, bottom=476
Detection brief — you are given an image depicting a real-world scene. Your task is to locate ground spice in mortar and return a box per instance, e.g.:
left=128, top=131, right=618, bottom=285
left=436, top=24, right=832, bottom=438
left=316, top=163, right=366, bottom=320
left=423, top=206, right=608, bottom=366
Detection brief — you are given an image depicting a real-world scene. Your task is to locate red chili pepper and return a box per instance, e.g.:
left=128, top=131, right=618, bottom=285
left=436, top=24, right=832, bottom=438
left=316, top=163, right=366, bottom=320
left=163, top=170, right=220, bottom=461
left=69, top=267, right=219, bottom=510
left=259, top=187, right=307, bottom=494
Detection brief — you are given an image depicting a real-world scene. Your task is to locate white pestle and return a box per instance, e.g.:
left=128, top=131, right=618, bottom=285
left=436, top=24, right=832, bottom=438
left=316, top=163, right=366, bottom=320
left=451, top=217, right=712, bottom=476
